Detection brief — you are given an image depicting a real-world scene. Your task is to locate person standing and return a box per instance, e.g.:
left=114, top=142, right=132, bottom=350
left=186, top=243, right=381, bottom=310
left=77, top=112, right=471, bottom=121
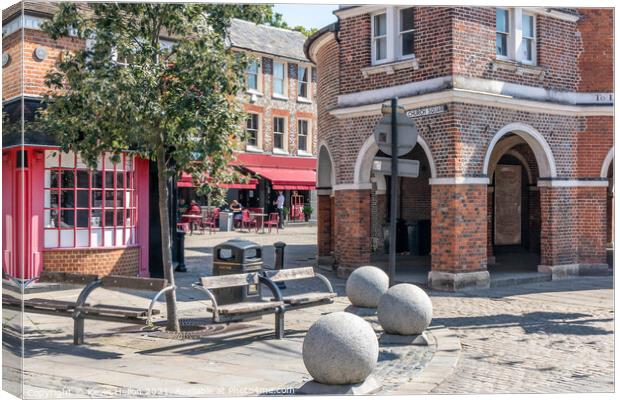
left=274, top=191, right=285, bottom=229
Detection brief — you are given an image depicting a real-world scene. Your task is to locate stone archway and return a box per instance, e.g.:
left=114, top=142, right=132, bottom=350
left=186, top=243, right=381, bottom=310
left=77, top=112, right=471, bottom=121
left=602, top=148, right=614, bottom=248
left=317, top=143, right=336, bottom=263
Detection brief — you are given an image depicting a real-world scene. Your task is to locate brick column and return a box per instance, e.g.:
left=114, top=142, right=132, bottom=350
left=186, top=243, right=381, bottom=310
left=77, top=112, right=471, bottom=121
left=428, top=182, right=490, bottom=290
left=333, top=189, right=371, bottom=277
left=577, top=187, right=608, bottom=270
left=486, top=187, right=495, bottom=264
left=317, top=193, right=333, bottom=262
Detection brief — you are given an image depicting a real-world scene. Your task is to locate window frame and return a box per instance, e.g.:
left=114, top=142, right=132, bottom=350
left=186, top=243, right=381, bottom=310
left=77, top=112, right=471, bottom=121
left=272, top=60, right=287, bottom=98
left=273, top=116, right=287, bottom=152
left=495, top=7, right=511, bottom=60
left=297, top=119, right=310, bottom=154
left=245, top=113, right=262, bottom=151
left=371, top=7, right=417, bottom=66
left=371, top=11, right=388, bottom=64
left=520, top=12, right=536, bottom=65
left=495, top=7, right=537, bottom=66
left=43, top=151, right=137, bottom=249
left=246, top=59, right=260, bottom=93
left=297, top=65, right=311, bottom=101
left=398, top=7, right=415, bottom=59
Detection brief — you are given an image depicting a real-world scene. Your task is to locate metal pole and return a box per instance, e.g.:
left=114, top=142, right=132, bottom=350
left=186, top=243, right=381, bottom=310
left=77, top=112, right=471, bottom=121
left=389, top=97, right=398, bottom=286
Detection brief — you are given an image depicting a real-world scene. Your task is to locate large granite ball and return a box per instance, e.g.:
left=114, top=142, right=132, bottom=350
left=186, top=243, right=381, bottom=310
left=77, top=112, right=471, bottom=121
left=377, top=284, right=433, bottom=335
left=302, top=312, right=379, bottom=385
left=345, top=266, right=389, bottom=308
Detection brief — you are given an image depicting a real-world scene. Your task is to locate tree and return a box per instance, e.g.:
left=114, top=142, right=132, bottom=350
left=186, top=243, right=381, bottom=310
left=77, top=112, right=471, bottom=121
left=267, top=11, right=318, bottom=37
left=39, top=3, right=271, bottom=332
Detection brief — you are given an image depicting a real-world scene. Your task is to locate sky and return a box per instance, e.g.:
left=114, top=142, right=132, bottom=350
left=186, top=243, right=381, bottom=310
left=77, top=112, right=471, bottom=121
left=273, top=4, right=339, bottom=30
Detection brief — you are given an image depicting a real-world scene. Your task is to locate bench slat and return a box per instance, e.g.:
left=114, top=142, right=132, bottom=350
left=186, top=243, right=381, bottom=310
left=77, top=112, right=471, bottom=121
left=78, top=305, right=150, bottom=319
left=39, top=272, right=99, bottom=285
left=279, top=292, right=336, bottom=305
left=101, top=275, right=168, bottom=291
left=208, top=301, right=283, bottom=315
left=200, top=272, right=259, bottom=289
left=262, top=267, right=315, bottom=282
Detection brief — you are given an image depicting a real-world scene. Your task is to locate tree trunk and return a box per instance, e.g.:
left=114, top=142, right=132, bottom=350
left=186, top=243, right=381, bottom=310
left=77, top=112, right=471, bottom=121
left=156, top=147, right=181, bottom=332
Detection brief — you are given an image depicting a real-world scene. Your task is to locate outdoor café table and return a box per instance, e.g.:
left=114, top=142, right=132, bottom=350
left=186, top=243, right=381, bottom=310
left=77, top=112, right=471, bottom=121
left=250, top=213, right=268, bottom=234
left=181, top=214, right=202, bottom=234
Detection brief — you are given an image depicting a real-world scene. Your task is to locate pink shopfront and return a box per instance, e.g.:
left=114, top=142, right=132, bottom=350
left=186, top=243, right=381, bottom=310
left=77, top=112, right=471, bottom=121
left=2, top=146, right=151, bottom=281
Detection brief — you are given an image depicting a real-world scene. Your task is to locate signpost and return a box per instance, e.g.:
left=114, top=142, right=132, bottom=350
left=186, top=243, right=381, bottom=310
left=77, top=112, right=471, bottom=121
left=373, top=98, right=418, bottom=286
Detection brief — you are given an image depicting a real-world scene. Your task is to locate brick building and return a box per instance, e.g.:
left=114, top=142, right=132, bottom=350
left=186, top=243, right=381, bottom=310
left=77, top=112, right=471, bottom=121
left=2, top=2, right=316, bottom=280
left=306, top=6, right=613, bottom=290
left=178, top=19, right=318, bottom=219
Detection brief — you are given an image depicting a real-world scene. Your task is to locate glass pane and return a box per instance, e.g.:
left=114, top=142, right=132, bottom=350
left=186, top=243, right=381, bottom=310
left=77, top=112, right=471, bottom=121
left=402, top=32, right=414, bottom=56
left=76, top=230, right=89, bottom=247
left=105, top=210, right=115, bottom=226
left=247, top=74, right=257, bottom=90
left=523, top=15, right=534, bottom=37
left=91, top=228, right=102, bottom=247
left=44, top=210, right=57, bottom=228
left=273, top=78, right=283, bottom=95
left=116, top=211, right=125, bottom=226
left=49, top=191, right=59, bottom=208
left=274, top=133, right=283, bottom=149
left=125, top=156, right=134, bottom=171
left=49, top=170, right=59, bottom=188
left=60, top=190, right=74, bottom=208
left=126, top=191, right=132, bottom=208
left=126, top=172, right=133, bottom=189
left=105, top=171, right=114, bottom=188
left=61, top=170, right=74, bottom=188
left=76, top=154, right=88, bottom=169
left=44, top=150, right=59, bottom=168
left=91, top=210, right=102, bottom=228
left=273, top=62, right=284, bottom=79
left=104, top=229, right=114, bottom=246
left=299, top=136, right=307, bottom=151
left=106, top=153, right=121, bottom=170
left=76, top=210, right=89, bottom=228
left=60, top=151, right=75, bottom=168
left=298, top=66, right=308, bottom=83
left=496, top=33, right=507, bottom=56
left=92, top=171, right=103, bottom=188
left=44, top=230, right=58, bottom=248
left=523, top=38, right=533, bottom=61
left=376, top=37, right=387, bottom=60
left=116, top=172, right=124, bottom=188
left=374, top=13, right=386, bottom=36
left=76, top=170, right=89, bottom=188
left=496, top=9, right=509, bottom=33
left=400, top=8, right=414, bottom=32
left=92, top=191, right=103, bottom=208
left=76, top=190, right=89, bottom=208
left=60, top=210, right=75, bottom=228
left=105, top=191, right=115, bottom=207
left=247, top=130, right=257, bottom=146
left=60, top=230, right=74, bottom=247
left=299, top=81, right=307, bottom=98
left=116, top=190, right=125, bottom=207
left=116, top=228, right=124, bottom=246
left=247, top=61, right=258, bottom=73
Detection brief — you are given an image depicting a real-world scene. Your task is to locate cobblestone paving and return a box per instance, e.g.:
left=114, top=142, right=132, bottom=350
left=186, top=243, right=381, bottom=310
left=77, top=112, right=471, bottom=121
left=429, top=278, right=614, bottom=394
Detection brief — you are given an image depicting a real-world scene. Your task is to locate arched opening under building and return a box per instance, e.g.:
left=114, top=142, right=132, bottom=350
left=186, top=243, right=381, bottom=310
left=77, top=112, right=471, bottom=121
left=606, top=159, right=613, bottom=268
left=317, top=145, right=335, bottom=262
left=487, top=136, right=542, bottom=274
left=369, top=144, right=432, bottom=283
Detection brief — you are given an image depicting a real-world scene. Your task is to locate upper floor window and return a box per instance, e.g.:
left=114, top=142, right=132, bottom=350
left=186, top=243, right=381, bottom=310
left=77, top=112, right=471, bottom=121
left=273, top=61, right=286, bottom=97
left=298, top=65, right=309, bottom=100
left=273, top=117, right=286, bottom=151
left=495, top=8, right=536, bottom=65
left=246, top=60, right=259, bottom=91
left=298, top=119, right=309, bottom=153
left=371, top=7, right=415, bottom=65
left=246, top=113, right=259, bottom=147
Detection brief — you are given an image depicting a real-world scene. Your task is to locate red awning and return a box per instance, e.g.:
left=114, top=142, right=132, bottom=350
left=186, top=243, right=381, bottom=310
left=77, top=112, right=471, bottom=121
left=178, top=173, right=258, bottom=189
left=244, top=166, right=316, bottom=190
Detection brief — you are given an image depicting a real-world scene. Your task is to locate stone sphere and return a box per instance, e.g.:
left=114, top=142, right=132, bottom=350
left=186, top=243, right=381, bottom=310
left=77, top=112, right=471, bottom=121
left=302, top=311, right=379, bottom=385
left=377, top=284, right=433, bottom=335
left=345, top=266, right=389, bottom=308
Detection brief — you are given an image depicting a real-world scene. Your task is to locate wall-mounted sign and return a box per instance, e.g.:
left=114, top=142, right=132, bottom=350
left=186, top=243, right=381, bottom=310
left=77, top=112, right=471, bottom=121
left=406, top=104, right=448, bottom=118
left=2, top=52, right=10, bottom=67
left=372, top=111, right=418, bottom=156
left=372, top=157, right=420, bottom=178
left=34, top=47, right=47, bottom=61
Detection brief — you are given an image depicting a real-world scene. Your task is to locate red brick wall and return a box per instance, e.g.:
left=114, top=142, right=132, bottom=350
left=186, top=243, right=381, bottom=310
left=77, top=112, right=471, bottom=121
left=2, top=31, right=23, bottom=100
left=578, top=187, right=608, bottom=264
left=431, top=184, right=487, bottom=272
left=334, top=189, right=371, bottom=267
left=539, top=187, right=579, bottom=266
left=577, top=116, right=614, bottom=178
left=42, top=246, right=140, bottom=276
left=577, top=9, right=614, bottom=92
left=317, top=194, right=333, bottom=257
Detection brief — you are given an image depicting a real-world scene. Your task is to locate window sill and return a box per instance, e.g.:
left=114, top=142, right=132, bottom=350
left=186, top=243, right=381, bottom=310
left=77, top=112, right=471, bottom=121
left=246, top=89, right=263, bottom=97
left=297, top=97, right=312, bottom=104
left=297, top=150, right=314, bottom=157
left=362, top=57, right=419, bottom=78
left=491, top=59, right=546, bottom=80
left=272, top=93, right=289, bottom=101
left=273, top=148, right=289, bottom=155
left=245, top=145, right=263, bottom=153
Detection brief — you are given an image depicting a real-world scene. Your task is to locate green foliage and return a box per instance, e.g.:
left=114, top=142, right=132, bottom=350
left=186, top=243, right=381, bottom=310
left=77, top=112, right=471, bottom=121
left=39, top=2, right=270, bottom=196
left=266, top=10, right=319, bottom=37
left=302, top=204, right=314, bottom=216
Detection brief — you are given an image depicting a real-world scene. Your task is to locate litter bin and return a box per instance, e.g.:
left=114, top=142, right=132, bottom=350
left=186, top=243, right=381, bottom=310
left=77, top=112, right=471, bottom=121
left=407, top=221, right=419, bottom=256
left=212, top=239, right=263, bottom=304
left=219, top=211, right=234, bottom=232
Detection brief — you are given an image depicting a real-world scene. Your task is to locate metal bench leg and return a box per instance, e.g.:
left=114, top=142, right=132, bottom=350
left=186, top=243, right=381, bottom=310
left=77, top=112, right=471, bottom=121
left=73, top=317, right=85, bottom=345
left=275, top=309, right=284, bottom=339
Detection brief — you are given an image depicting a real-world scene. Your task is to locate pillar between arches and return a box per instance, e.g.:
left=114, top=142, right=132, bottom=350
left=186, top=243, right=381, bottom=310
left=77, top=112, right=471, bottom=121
left=427, top=179, right=490, bottom=291
left=317, top=192, right=334, bottom=264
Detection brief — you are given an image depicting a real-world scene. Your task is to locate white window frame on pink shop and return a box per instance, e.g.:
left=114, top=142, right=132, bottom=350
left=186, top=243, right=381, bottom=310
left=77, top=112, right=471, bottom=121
left=43, top=151, right=138, bottom=249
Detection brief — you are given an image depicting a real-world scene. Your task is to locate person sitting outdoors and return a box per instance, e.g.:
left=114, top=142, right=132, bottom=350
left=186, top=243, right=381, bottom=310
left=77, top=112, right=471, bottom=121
left=187, top=200, right=202, bottom=215
left=230, top=199, right=244, bottom=228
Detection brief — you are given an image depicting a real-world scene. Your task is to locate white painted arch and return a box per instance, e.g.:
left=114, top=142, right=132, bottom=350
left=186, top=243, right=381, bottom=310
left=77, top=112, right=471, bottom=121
left=601, top=147, right=614, bottom=178
left=317, top=141, right=336, bottom=189
left=354, top=133, right=437, bottom=185
left=483, top=123, right=557, bottom=178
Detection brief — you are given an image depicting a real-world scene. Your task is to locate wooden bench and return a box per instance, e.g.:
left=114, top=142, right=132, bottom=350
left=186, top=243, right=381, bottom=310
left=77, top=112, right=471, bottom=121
left=192, top=267, right=335, bottom=339
left=2, top=271, right=174, bottom=345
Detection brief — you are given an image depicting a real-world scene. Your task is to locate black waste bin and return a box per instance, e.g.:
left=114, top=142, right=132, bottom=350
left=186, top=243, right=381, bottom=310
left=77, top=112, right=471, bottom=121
left=212, top=239, right=263, bottom=305
left=407, top=221, right=420, bottom=256
left=384, top=220, right=410, bottom=254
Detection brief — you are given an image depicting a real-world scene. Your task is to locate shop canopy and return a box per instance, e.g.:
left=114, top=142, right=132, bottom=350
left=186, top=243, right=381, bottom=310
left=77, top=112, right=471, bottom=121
left=177, top=172, right=258, bottom=189
left=235, top=153, right=316, bottom=191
